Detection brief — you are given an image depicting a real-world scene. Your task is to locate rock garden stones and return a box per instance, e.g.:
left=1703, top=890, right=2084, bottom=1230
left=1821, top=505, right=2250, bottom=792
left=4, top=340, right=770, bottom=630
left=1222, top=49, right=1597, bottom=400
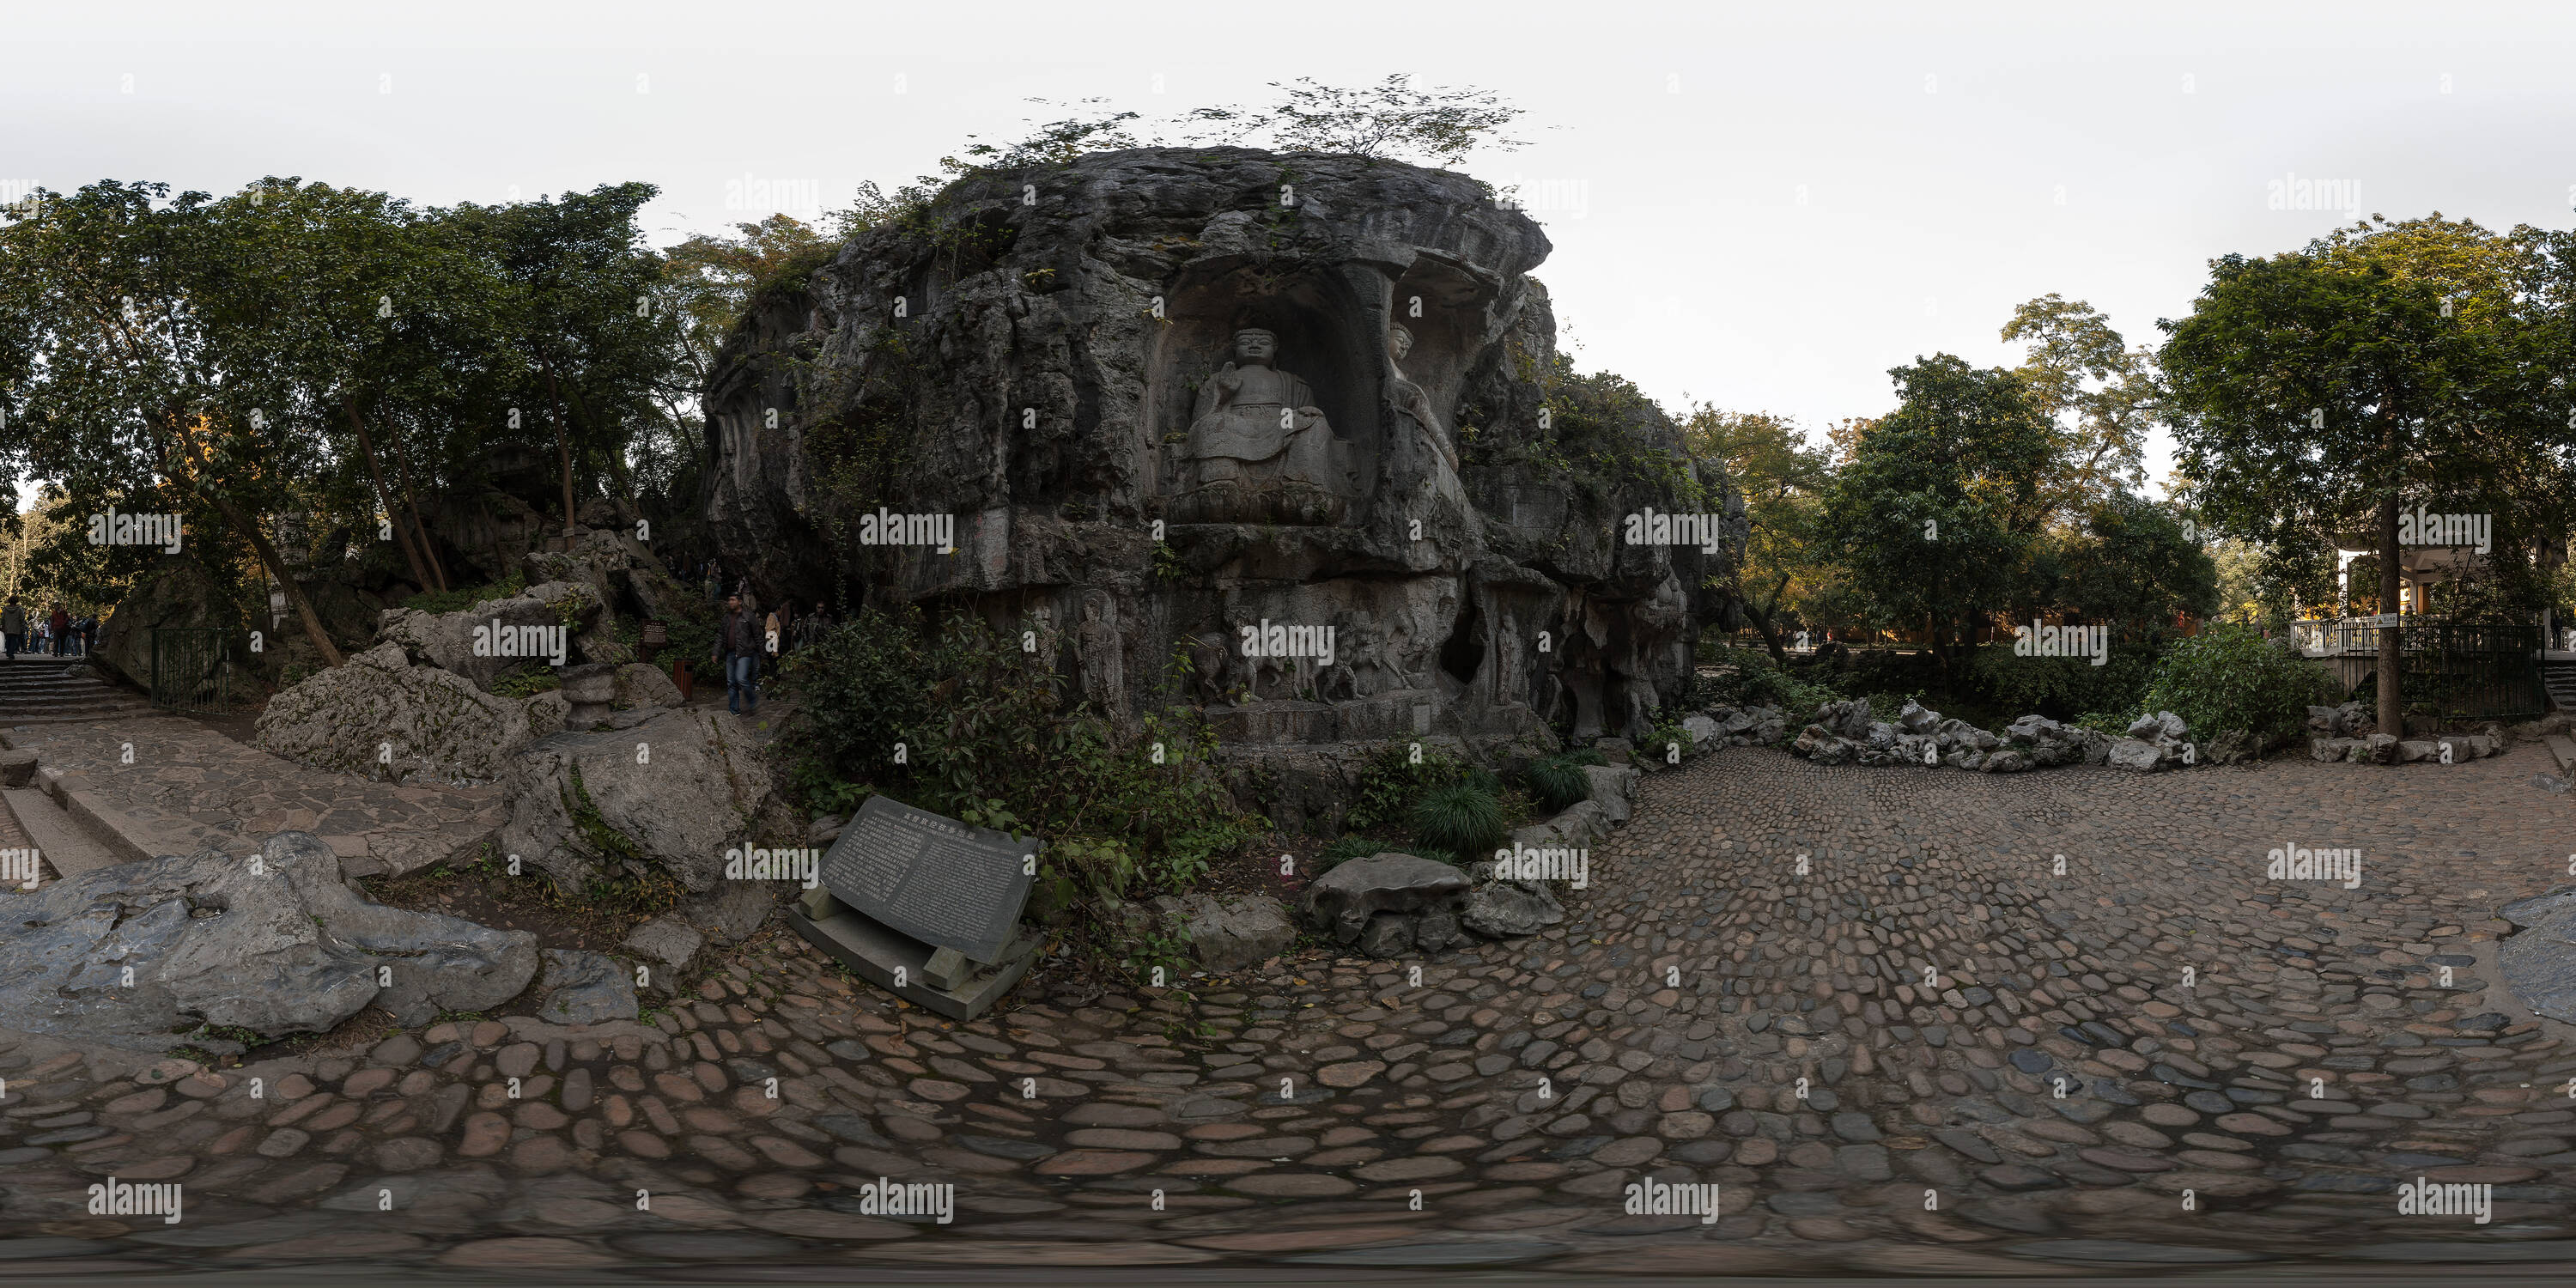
left=1460, top=877, right=1565, bottom=939
left=254, top=642, right=535, bottom=787
left=495, top=707, right=781, bottom=896
left=1300, top=854, right=1469, bottom=948
left=0, top=829, right=536, bottom=1050
left=2499, top=885, right=2576, bottom=1024
left=1149, top=892, right=1296, bottom=972
left=534, top=949, right=639, bottom=1025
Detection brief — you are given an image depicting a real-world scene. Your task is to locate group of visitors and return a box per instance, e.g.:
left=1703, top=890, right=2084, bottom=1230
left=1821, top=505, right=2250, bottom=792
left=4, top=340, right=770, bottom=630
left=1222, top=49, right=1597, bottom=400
left=702, top=584, right=838, bottom=717
left=0, top=597, right=97, bottom=659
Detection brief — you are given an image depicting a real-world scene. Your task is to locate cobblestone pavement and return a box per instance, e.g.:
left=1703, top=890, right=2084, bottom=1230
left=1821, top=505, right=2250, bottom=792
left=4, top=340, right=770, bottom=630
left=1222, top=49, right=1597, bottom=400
left=3, top=744, right=2573, bottom=1279
left=0, top=718, right=503, bottom=878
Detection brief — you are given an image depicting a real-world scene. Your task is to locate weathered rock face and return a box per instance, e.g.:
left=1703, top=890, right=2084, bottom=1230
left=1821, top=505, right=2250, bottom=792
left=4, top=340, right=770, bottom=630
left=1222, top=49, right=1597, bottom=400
left=256, top=642, right=536, bottom=787
left=1151, top=892, right=1296, bottom=973
left=495, top=708, right=778, bottom=895
left=2500, top=886, right=2576, bottom=1024
left=377, top=580, right=603, bottom=692
left=535, top=948, right=640, bottom=1025
left=1300, top=853, right=1469, bottom=945
left=0, top=830, right=536, bottom=1050
left=702, top=148, right=1738, bottom=803
left=526, top=528, right=696, bottom=629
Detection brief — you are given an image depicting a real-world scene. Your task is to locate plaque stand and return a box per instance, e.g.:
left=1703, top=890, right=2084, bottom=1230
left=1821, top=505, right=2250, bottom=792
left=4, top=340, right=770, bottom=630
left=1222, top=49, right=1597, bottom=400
left=789, top=886, right=1042, bottom=1022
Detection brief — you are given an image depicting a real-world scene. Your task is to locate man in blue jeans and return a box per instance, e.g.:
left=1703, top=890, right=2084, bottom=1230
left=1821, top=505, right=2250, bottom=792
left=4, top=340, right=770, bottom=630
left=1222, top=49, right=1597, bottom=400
left=713, top=592, right=760, bottom=714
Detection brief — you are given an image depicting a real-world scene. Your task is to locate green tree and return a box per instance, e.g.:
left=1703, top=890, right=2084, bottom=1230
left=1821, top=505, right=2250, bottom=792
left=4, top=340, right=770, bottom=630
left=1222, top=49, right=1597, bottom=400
left=2002, top=294, right=2158, bottom=516
left=449, top=184, right=678, bottom=538
left=1183, top=75, right=1528, bottom=167
left=2159, top=216, right=2563, bottom=733
left=1, top=181, right=346, bottom=662
left=1682, top=406, right=1833, bottom=660
left=1819, top=355, right=2057, bottom=679
left=2046, top=492, right=2219, bottom=631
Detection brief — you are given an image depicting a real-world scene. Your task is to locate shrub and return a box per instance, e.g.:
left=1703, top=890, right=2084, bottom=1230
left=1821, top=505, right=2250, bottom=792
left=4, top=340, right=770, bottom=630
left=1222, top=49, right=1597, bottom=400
left=1712, top=649, right=1838, bottom=713
left=1523, top=756, right=1592, bottom=812
left=2140, top=623, right=2334, bottom=739
left=780, top=610, right=1263, bottom=903
left=1965, top=639, right=2160, bottom=723
left=1345, top=742, right=1467, bottom=834
left=402, top=574, right=526, bottom=616
left=1639, top=715, right=1693, bottom=765
left=1413, top=784, right=1504, bottom=857
left=1318, top=833, right=1386, bottom=872
left=489, top=662, right=562, bottom=698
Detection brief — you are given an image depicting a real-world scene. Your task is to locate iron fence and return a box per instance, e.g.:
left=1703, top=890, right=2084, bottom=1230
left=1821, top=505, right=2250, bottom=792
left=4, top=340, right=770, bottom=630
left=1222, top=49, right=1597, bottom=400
left=150, top=627, right=242, bottom=714
left=2291, top=618, right=2545, bottom=720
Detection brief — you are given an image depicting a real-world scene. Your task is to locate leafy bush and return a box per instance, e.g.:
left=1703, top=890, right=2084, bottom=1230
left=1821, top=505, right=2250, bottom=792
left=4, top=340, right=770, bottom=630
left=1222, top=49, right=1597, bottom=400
left=1318, top=833, right=1386, bottom=873
left=1345, top=742, right=1467, bottom=834
left=1639, top=716, right=1693, bottom=765
left=402, top=574, right=526, bottom=616
left=2139, top=623, right=2333, bottom=739
left=1704, top=647, right=1838, bottom=713
left=489, top=662, right=562, bottom=698
left=1523, top=756, right=1592, bottom=812
left=779, top=609, right=1262, bottom=905
left=1413, top=784, right=1504, bottom=857
left=1965, top=640, right=2160, bottom=723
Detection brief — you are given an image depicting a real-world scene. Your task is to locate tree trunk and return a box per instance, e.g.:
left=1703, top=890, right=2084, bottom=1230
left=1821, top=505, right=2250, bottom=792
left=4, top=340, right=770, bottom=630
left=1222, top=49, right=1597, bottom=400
left=2377, top=489, right=2403, bottom=737
left=544, top=366, right=579, bottom=540
left=172, top=420, right=343, bottom=667
left=389, top=429, right=448, bottom=592
left=343, top=395, right=430, bottom=591
left=1744, top=573, right=1792, bottom=664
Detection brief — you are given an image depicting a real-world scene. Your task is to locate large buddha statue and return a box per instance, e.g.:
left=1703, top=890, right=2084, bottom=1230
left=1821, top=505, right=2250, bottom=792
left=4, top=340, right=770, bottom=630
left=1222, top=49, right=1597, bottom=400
left=1176, top=329, right=1357, bottom=524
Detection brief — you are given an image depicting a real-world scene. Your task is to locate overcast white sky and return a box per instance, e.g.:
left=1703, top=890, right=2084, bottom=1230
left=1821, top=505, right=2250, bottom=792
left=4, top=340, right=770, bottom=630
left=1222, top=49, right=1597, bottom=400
left=9, top=0, right=2574, bottom=511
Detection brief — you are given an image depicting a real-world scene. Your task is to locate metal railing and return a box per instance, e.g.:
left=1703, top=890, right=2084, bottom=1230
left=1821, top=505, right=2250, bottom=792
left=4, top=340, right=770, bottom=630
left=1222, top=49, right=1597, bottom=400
left=2291, top=617, right=2545, bottom=720
left=150, top=627, right=242, bottom=714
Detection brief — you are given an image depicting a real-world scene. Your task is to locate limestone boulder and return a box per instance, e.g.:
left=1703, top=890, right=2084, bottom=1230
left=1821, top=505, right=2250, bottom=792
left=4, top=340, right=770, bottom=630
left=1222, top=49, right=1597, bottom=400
left=2500, top=888, right=2576, bottom=1024
left=1583, top=763, right=1641, bottom=824
left=616, top=662, right=683, bottom=710
left=623, top=917, right=702, bottom=995
left=525, top=527, right=695, bottom=626
left=2106, top=738, right=2163, bottom=772
left=1514, top=799, right=1611, bottom=851
left=256, top=642, right=533, bottom=789
left=377, top=580, right=603, bottom=691
left=1152, top=893, right=1296, bottom=972
left=0, top=830, right=535, bottom=1050
left=495, top=707, right=777, bottom=896
left=535, top=949, right=639, bottom=1026
left=1299, top=853, right=1470, bottom=945
left=1461, top=878, right=1565, bottom=939
left=2312, top=736, right=2363, bottom=762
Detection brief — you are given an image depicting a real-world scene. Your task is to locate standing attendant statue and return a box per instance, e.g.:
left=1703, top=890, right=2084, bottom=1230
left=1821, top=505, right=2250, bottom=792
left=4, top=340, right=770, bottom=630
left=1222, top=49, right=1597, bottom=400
left=1388, top=324, right=1458, bottom=472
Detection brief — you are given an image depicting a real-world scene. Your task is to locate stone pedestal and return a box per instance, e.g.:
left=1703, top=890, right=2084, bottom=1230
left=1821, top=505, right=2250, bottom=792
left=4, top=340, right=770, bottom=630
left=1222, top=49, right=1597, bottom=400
left=788, top=887, right=1040, bottom=1022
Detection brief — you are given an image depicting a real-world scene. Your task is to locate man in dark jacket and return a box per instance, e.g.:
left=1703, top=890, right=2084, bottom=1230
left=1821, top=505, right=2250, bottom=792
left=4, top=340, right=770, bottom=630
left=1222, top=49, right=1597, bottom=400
left=1, top=598, right=22, bottom=660
left=712, top=592, right=761, bottom=714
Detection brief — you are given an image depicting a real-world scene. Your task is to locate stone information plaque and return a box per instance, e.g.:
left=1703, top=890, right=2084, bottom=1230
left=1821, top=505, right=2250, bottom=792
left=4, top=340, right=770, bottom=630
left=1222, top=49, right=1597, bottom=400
left=820, top=795, right=1034, bottom=964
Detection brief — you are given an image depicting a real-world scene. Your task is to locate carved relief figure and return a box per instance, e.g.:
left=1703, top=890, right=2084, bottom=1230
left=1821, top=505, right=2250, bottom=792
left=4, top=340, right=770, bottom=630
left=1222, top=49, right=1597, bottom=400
left=1176, top=329, right=1358, bottom=524
left=1073, top=592, right=1127, bottom=734
left=1388, top=324, right=1458, bottom=472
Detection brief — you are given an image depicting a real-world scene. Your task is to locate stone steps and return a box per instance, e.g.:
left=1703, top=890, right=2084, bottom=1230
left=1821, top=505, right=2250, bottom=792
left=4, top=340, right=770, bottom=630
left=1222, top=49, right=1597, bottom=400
left=0, top=659, right=157, bottom=726
left=1, top=786, right=123, bottom=880
left=2543, top=662, right=2576, bottom=713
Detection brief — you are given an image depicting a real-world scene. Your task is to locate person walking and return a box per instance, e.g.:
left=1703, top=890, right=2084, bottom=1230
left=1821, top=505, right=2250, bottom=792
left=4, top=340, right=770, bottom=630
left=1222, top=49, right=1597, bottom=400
left=712, top=592, right=761, bottom=715
left=80, top=613, right=98, bottom=657
left=1, top=597, right=22, bottom=660
left=47, top=604, right=70, bottom=657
